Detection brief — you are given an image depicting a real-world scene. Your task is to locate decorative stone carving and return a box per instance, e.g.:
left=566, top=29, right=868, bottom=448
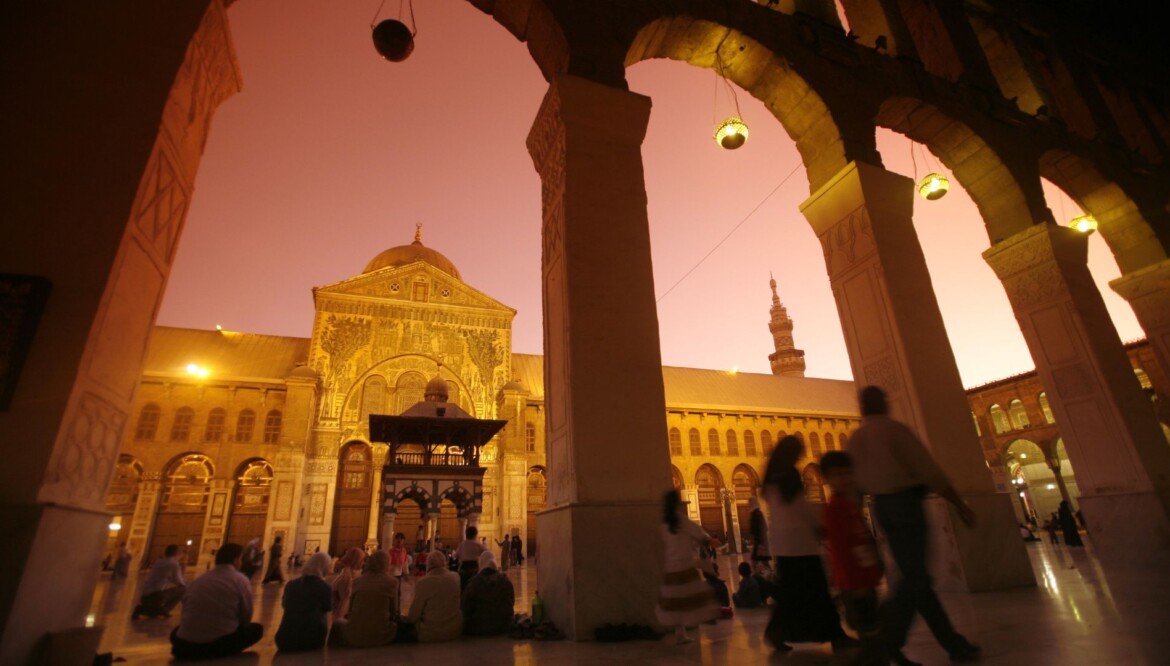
left=39, top=391, right=126, bottom=509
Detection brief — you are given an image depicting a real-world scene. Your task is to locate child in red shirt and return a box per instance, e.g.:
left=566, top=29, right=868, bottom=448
left=821, top=450, right=884, bottom=664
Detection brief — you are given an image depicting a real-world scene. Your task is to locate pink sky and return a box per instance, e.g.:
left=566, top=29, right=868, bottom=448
left=157, top=0, right=1143, bottom=388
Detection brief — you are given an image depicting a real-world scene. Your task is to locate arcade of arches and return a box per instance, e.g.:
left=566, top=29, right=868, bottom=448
left=5, top=0, right=1170, bottom=657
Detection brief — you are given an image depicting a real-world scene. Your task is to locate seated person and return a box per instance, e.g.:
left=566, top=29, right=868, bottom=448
left=134, top=544, right=186, bottom=619
left=274, top=552, right=333, bottom=652
left=405, top=551, right=463, bottom=642
left=703, top=563, right=731, bottom=608
left=331, top=547, right=365, bottom=619
left=333, top=550, right=398, bottom=647
left=170, top=543, right=263, bottom=661
left=461, top=551, right=515, bottom=636
left=731, top=561, right=765, bottom=608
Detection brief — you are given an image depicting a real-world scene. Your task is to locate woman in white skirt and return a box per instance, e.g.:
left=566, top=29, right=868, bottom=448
left=656, top=489, right=720, bottom=644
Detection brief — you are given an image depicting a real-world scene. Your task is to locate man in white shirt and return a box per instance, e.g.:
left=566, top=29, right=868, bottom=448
left=170, top=543, right=263, bottom=661
left=133, top=544, right=186, bottom=619
left=847, top=386, right=980, bottom=666
left=454, top=525, right=486, bottom=590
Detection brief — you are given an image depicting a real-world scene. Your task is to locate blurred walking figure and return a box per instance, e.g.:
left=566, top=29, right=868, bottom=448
left=762, top=436, right=853, bottom=653
left=1058, top=501, right=1084, bottom=547
left=847, top=386, right=981, bottom=665
left=262, top=536, right=285, bottom=584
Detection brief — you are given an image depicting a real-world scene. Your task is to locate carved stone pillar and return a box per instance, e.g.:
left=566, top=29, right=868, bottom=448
left=801, top=161, right=1033, bottom=591
left=1110, top=258, right=1170, bottom=383
left=366, top=444, right=388, bottom=550
left=424, top=511, right=441, bottom=548
left=0, top=3, right=240, bottom=661
left=1045, top=457, right=1073, bottom=508
left=527, top=75, right=672, bottom=638
left=985, top=223, right=1170, bottom=569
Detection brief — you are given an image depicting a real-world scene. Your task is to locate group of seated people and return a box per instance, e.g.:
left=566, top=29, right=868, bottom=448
left=163, top=527, right=516, bottom=660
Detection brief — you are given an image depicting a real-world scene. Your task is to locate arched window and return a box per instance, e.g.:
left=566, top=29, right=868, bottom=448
left=760, top=430, right=773, bottom=456
left=1009, top=399, right=1029, bottom=429
left=990, top=404, right=1011, bottom=434
left=203, top=408, right=226, bottom=442
left=669, top=428, right=683, bottom=456
left=1135, top=367, right=1153, bottom=390
left=725, top=430, right=739, bottom=456
left=360, top=375, right=387, bottom=421
left=263, top=410, right=283, bottom=443
left=743, top=431, right=756, bottom=457
left=671, top=465, right=684, bottom=490
left=1038, top=392, right=1055, bottom=424
left=395, top=371, right=427, bottom=414
left=824, top=432, right=834, bottom=451
left=134, top=404, right=161, bottom=441
left=235, top=409, right=256, bottom=442
left=689, top=428, right=702, bottom=456
left=839, top=432, right=848, bottom=448
left=170, top=407, right=194, bottom=442
left=708, top=429, right=721, bottom=456
left=809, top=432, right=822, bottom=458
left=526, top=421, right=537, bottom=452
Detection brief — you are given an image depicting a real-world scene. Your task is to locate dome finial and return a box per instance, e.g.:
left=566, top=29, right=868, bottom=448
left=414, top=223, right=423, bottom=244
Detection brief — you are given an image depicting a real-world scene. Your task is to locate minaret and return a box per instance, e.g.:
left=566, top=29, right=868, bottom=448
left=767, top=273, right=806, bottom=377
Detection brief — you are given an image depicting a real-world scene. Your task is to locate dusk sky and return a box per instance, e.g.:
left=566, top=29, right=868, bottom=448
left=158, top=0, right=1143, bottom=388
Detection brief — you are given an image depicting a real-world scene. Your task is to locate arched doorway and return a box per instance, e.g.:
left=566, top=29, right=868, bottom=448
left=226, top=459, right=273, bottom=547
left=437, top=498, right=461, bottom=546
left=150, top=454, right=214, bottom=567
left=527, top=466, right=547, bottom=557
left=104, top=455, right=143, bottom=556
left=732, top=464, right=759, bottom=536
left=802, top=464, right=826, bottom=504
left=670, top=465, right=684, bottom=491
left=694, top=464, right=725, bottom=540
left=331, top=441, right=373, bottom=555
left=394, top=489, right=427, bottom=549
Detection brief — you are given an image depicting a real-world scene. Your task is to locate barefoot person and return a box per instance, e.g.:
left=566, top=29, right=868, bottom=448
left=655, top=489, right=719, bottom=644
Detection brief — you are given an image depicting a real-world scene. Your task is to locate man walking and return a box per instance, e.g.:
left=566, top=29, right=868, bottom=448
left=133, top=544, right=186, bottom=619
left=847, top=386, right=981, bottom=665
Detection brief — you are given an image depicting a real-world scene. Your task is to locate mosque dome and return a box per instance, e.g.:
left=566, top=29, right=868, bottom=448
left=363, top=225, right=461, bottom=279
left=424, top=374, right=450, bottom=403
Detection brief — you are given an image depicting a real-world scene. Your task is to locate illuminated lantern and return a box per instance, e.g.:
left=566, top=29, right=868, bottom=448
left=1070, top=214, right=1098, bottom=233
left=372, top=19, right=415, bottom=62
left=917, top=173, right=949, bottom=200
left=714, top=117, right=749, bottom=150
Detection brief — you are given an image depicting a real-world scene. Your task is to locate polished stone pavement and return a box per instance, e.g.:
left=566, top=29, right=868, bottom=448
left=90, top=540, right=1169, bottom=665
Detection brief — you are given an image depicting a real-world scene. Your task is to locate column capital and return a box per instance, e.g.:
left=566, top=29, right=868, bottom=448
left=983, top=223, right=1089, bottom=300
left=1110, top=258, right=1170, bottom=331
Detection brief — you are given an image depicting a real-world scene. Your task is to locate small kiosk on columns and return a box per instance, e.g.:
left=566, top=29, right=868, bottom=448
left=801, top=160, right=1034, bottom=591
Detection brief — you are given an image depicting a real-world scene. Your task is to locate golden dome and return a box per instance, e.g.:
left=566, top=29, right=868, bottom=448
left=363, top=225, right=461, bottom=279
left=424, top=374, right=449, bottom=402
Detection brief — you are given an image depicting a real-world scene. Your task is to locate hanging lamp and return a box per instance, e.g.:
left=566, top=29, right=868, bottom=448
left=1069, top=214, right=1098, bottom=233
left=712, top=51, right=749, bottom=150
left=371, top=0, right=417, bottom=62
left=911, top=142, right=949, bottom=200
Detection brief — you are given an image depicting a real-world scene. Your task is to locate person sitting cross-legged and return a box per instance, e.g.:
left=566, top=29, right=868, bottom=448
left=133, top=544, right=186, bottom=619
left=403, top=551, right=463, bottom=642
left=732, top=561, right=765, bottom=609
left=170, top=543, right=263, bottom=661
left=462, top=550, right=515, bottom=636
left=274, top=552, right=333, bottom=652
left=332, top=550, right=399, bottom=648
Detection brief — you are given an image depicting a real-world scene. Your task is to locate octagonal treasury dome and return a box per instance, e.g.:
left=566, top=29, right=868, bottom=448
left=363, top=225, right=462, bottom=280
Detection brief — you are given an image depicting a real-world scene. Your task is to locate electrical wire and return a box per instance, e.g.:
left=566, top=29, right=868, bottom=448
left=656, top=161, right=803, bottom=304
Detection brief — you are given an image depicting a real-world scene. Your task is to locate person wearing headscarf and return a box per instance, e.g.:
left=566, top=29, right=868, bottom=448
left=274, top=552, right=333, bottom=652
left=461, top=550, right=515, bottom=636
left=334, top=550, right=398, bottom=647
left=331, top=547, right=365, bottom=620
left=240, top=538, right=262, bottom=579
left=405, top=550, right=463, bottom=642
left=763, top=435, right=853, bottom=653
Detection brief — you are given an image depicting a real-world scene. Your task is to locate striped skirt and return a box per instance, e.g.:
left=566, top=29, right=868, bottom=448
left=656, top=566, right=720, bottom=628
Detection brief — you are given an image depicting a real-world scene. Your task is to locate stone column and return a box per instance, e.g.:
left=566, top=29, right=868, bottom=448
left=985, top=223, right=1170, bottom=569
left=1045, top=457, right=1074, bottom=508
left=801, top=161, right=1033, bottom=591
left=1110, top=258, right=1170, bottom=382
left=722, top=489, right=741, bottom=554
left=0, top=3, right=239, bottom=661
left=380, top=514, right=397, bottom=552
left=366, top=444, right=388, bottom=550
left=527, top=75, right=673, bottom=638
left=127, top=476, right=163, bottom=571
left=468, top=512, right=481, bottom=528
left=424, top=511, right=441, bottom=548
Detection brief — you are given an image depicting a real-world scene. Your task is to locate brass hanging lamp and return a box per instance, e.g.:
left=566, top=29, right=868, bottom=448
left=371, top=0, right=417, bottom=62
left=911, top=141, right=949, bottom=200
left=713, top=52, right=749, bottom=150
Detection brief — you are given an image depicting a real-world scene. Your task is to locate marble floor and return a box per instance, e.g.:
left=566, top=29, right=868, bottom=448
left=90, top=540, right=1169, bottom=665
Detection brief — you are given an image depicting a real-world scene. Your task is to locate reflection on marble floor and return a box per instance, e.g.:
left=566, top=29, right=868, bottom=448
left=91, top=540, right=1169, bottom=665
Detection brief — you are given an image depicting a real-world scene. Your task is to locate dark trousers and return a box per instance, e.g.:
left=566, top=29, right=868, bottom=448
left=872, top=489, right=966, bottom=655
left=765, top=555, right=846, bottom=644
left=170, top=623, right=263, bottom=661
left=135, top=586, right=185, bottom=617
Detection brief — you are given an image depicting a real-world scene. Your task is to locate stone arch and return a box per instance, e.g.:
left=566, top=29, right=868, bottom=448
left=670, top=464, right=684, bottom=491
left=694, top=463, right=726, bottom=539
left=1038, top=148, right=1167, bottom=273
left=150, top=453, right=215, bottom=567
left=465, top=0, right=569, bottom=83
left=393, top=485, right=430, bottom=545
left=875, top=96, right=1043, bottom=244
left=731, top=463, right=760, bottom=533
left=226, top=458, right=273, bottom=546
left=624, top=16, right=867, bottom=190
left=439, top=483, right=476, bottom=515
